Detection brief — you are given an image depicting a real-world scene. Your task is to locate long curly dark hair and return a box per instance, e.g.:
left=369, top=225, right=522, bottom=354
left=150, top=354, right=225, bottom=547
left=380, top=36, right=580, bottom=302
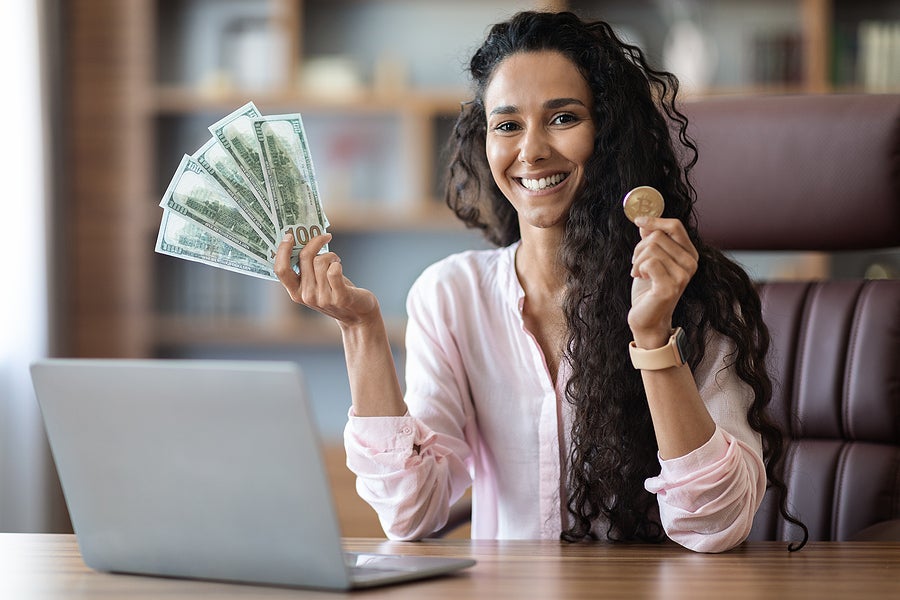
left=445, top=11, right=808, bottom=550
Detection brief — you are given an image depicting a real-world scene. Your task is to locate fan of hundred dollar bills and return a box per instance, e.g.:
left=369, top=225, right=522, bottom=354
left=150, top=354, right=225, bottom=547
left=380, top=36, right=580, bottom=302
left=155, top=102, right=329, bottom=281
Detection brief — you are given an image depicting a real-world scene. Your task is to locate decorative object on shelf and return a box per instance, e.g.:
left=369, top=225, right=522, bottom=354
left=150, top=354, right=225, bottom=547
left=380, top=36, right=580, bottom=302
left=857, top=21, right=900, bottom=92
left=156, top=102, right=329, bottom=281
left=221, top=15, right=288, bottom=91
left=662, top=18, right=718, bottom=94
left=658, top=0, right=717, bottom=94
left=299, top=56, right=365, bottom=98
left=373, top=54, right=409, bottom=96
left=865, top=262, right=898, bottom=279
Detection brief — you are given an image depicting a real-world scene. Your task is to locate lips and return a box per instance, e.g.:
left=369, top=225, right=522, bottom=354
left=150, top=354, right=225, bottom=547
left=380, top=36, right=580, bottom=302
left=518, top=172, right=569, bottom=191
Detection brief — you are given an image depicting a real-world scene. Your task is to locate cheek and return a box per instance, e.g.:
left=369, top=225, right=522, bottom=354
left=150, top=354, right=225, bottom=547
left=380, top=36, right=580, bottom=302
left=580, top=129, right=596, bottom=164
left=574, top=132, right=596, bottom=165
left=485, top=140, right=513, bottom=185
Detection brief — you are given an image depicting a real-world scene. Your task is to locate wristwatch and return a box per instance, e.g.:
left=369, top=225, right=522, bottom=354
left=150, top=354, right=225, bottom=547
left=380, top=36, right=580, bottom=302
left=629, top=327, right=687, bottom=370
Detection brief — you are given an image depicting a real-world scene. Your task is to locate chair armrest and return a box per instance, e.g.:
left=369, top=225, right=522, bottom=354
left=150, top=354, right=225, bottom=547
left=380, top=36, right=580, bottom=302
left=851, top=519, right=900, bottom=541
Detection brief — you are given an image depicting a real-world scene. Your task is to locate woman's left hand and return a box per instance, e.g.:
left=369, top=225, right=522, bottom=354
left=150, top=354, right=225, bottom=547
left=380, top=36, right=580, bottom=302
left=628, top=216, right=699, bottom=348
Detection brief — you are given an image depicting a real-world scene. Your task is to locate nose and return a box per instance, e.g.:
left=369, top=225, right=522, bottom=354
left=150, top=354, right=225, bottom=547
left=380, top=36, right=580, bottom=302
left=518, top=127, right=551, bottom=165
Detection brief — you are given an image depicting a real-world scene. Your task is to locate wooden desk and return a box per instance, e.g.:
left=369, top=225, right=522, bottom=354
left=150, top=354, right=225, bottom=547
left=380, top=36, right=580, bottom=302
left=2, top=534, right=899, bottom=599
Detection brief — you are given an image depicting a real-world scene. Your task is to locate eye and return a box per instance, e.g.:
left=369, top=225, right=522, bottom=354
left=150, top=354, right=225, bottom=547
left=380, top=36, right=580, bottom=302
left=551, top=113, right=579, bottom=126
left=493, top=121, right=521, bottom=133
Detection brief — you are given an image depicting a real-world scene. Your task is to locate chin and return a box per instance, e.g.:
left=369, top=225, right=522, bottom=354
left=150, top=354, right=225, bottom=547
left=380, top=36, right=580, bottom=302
left=517, top=211, right=568, bottom=232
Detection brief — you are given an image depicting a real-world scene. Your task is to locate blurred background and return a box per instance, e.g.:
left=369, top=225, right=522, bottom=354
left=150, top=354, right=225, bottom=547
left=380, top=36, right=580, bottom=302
left=2, top=0, right=898, bottom=535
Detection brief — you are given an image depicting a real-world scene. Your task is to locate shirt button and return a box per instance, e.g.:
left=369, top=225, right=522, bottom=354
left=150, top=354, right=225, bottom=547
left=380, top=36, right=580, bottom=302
left=401, top=426, right=413, bottom=435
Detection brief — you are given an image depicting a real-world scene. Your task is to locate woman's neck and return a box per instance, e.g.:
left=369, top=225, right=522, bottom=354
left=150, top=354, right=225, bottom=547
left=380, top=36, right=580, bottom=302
left=514, top=227, right=568, bottom=384
left=515, top=227, right=566, bottom=300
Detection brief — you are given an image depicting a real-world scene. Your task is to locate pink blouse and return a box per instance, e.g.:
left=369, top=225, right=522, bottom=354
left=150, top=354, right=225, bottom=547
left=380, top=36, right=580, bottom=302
left=344, top=243, right=766, bottom=553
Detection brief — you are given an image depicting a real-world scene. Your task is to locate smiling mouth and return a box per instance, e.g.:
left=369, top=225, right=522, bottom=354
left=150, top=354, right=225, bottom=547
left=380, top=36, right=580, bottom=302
left=519, top=173, right=569, bottom=191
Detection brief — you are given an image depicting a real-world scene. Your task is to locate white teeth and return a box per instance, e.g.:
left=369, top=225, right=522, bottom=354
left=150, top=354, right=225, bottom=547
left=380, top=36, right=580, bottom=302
left=520, top=173, right=566, bottom=191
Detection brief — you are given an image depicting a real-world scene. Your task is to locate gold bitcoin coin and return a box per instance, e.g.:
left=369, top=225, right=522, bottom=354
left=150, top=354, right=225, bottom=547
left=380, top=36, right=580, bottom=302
left=622, top=186, right=664, bottom=223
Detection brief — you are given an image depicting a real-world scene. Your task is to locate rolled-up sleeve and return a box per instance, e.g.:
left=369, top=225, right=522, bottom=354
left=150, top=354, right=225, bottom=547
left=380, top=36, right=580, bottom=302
left=343, top=263, right=475, bottom=540
left=644, top=333, right=767, bottom=553
left=645, top=427, right=765, bottom=552
left=344, top=411, right=471, bottom=540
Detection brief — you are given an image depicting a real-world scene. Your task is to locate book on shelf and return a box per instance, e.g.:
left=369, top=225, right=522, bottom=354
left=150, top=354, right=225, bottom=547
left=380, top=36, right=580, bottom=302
left=856, top=20, right=900, bottom=92
left=751, top=30, right=804, bottom=87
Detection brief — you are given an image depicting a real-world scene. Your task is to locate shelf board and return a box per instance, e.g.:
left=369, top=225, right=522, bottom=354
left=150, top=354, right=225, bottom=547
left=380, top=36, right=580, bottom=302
left=152, top=82, right=847, bottom=119
left=325, top=202, right=467, bottom=232
left=152, top=85, right=467, bottom=116
left=148, top=197, right=467, bottom=233
left=681, top=83, right=820, bottom=100
left=152, top=314, right=407, bottom=348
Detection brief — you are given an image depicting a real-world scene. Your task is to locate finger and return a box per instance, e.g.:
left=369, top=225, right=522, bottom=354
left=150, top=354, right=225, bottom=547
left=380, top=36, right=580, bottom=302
left=634, top=254, right=673, bottom=282
left=324, top=261, right=352, bottom=306
left=633, top=229, right=698, bottom=277
left=636, top=218, right=694, bottom=255
left=632, top=248, right=696, bottom=309
left=632, top=245, right=695, bottom=288
left=273, top=232, right=302, bottom=301
left=633, top=216, right=698, bottom=274
left=298, top=232, right=333, bottom=261
left=297, top=233, right=333, bottom=298
left=312, top=251, right=342, bottom=302
left=326, top=260, right=348, bottom=288
left=632, top=257, right=687, bottom=311
left=634, top=217, right=699, bottom=260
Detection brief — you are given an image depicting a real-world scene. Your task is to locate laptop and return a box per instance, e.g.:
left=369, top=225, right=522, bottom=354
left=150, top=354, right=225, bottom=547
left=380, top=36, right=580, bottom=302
left=30, top=358, right=475, bottom=591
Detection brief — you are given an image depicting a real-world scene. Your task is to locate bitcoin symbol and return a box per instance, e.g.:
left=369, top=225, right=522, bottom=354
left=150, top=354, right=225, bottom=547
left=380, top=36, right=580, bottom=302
left=622, top=186, right=664, bottom=223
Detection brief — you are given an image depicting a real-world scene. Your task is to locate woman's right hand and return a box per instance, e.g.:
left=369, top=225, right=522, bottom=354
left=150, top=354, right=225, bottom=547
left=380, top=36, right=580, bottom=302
left=274, top=231, right=380, bottom=328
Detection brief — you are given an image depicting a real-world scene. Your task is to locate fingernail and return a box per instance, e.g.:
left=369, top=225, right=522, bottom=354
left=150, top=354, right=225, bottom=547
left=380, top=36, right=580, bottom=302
left=282, top=232, right=293, bottom=242
left=634, top=216, right=648, bottom=227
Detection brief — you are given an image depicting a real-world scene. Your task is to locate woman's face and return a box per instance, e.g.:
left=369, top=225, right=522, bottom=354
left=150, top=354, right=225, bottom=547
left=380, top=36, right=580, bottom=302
left=483, top=50, right=596, bottom=234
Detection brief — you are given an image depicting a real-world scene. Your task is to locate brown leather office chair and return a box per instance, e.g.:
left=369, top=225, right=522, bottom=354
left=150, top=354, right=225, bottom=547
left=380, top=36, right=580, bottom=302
left=687, top=94, right=900, bottom=542
left=434, top=94, right=900, bottom=543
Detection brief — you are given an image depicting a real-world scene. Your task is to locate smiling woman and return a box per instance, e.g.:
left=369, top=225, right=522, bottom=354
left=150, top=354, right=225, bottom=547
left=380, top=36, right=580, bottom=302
left=273, top=10, right=808, bottom=553
left=484, top=52, right=596, bottom=236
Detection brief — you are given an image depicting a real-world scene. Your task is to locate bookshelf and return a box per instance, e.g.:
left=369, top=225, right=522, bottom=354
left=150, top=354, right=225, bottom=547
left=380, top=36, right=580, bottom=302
left=63, top=0, right=898, bottom=368
left=60, top=0, right=897, bottom=539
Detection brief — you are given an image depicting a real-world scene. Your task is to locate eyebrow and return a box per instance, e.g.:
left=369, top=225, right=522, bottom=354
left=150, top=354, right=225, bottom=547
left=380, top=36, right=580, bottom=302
left=489, top=97, right=587, bottom=116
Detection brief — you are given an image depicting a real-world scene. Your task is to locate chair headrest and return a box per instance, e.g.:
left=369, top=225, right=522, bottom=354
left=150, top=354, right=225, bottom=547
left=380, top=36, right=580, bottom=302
left=685, top=94, right=900, bottom=251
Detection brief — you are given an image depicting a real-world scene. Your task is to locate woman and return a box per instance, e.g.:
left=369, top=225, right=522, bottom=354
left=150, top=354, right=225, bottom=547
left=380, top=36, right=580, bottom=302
left=274, top=11, right=807, bottom=552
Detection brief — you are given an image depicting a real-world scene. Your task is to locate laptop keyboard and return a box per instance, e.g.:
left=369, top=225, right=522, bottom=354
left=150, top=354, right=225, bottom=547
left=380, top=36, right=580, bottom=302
left=345, top=553, right=415, bottom=572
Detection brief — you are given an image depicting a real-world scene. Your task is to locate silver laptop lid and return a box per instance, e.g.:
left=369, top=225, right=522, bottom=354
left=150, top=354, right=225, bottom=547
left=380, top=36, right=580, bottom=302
left=31, top=359, right=354, bottom=589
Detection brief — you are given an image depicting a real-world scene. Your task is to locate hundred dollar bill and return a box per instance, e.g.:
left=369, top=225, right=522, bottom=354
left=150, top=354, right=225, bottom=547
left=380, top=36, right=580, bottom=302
left=159, top=154, right=273, bottom=264
left=155, top=210, right=276, bottom=281
left=193, top=136, right=277, bottom=248
left=254, top=114, right=328, bottom=255
left=209, top=102, right=274, bottom=219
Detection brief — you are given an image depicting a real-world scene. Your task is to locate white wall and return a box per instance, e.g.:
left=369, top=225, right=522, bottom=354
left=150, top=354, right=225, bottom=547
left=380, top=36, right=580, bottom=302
left=0, top=0, right=54, bottom=532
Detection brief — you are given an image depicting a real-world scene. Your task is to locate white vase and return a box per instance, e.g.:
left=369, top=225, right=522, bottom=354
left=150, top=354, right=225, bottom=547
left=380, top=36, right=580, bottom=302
left=663, top=19, right=718, bottom=94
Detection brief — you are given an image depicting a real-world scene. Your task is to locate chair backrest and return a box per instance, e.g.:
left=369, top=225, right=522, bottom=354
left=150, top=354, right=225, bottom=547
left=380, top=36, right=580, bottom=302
left=685, top=94, right=900, bottom=541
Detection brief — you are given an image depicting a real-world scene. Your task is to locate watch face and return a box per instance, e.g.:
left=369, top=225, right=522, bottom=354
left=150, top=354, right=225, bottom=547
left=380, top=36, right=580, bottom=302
left=674, top=327, right=688, bottom=364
